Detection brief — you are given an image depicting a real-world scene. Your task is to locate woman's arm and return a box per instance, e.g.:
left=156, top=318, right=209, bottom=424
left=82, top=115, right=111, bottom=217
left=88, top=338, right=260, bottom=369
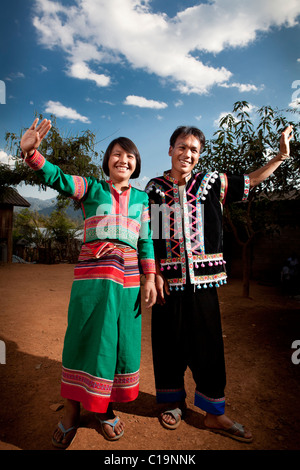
left=20, top=118, right=89, bottom=200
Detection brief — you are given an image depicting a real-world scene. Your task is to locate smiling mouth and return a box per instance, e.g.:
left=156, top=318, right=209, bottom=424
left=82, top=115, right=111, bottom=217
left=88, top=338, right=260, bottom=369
left=115, top=165, right=129, bottom=170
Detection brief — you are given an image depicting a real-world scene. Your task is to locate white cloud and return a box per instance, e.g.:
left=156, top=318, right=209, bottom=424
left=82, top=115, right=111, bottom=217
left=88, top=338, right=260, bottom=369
left=124, top=95, right=167, bottom=109
left=289, top=99, right=300, bottom=109
left=5, top=72, right=25, bottom=81
left=174, top=99, right=183, bottom=108
left=219, top=82, right=263, bottom=93
left=44, top=100, right=90, bottom=122
left=33, top=0, right=300, bottom=95
left=99, top=100, right=115, bottom=106
left=67, top=62, right=110, bottom=87
left=0, top=150, right=15, bottom=167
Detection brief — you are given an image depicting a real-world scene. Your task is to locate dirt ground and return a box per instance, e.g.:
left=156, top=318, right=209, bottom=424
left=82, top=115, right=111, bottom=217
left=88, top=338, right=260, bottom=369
left=0, top=263, right=300, bottom=452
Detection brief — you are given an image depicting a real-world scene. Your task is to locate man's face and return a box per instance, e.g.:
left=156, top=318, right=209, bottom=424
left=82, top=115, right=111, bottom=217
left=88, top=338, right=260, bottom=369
left=169, top=133, right=201, bottom=177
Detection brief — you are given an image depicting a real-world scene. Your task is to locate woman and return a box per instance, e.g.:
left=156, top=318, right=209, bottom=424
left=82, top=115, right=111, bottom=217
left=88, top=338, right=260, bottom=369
left=20, top=118, right=156, bottom=448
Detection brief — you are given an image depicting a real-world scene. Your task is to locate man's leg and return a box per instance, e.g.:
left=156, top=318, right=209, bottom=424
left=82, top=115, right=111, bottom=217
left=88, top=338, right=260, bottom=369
left=186, top=287, right=226, bottom=414
left=151, top=291, right=187, bottom=425
left=186, top=286, right=252, bottom=441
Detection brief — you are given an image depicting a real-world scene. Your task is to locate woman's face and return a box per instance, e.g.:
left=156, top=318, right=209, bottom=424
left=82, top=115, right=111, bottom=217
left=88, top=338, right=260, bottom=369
left=108, top=143, right=136, bottom=184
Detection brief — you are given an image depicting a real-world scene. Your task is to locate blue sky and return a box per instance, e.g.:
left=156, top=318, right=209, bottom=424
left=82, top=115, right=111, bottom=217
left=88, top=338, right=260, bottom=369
left=0, top=0, right=300, bottom=200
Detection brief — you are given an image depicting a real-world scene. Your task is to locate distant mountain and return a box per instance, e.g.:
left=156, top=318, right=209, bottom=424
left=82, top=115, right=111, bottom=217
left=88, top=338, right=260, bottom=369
left=23, top=196, right=57, bottom=212
left=15, top=196, right=83, bottom=221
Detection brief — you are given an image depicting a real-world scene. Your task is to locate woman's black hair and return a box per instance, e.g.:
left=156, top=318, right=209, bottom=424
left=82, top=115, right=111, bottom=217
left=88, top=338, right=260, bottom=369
left=169, top=126, right=206, bottom=151
left=102, top=137, right=141, bottom=179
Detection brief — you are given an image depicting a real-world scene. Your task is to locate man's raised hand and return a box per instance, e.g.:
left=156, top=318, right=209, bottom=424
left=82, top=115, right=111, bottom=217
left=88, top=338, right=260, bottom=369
left=279, top=125, right=293, bottom=158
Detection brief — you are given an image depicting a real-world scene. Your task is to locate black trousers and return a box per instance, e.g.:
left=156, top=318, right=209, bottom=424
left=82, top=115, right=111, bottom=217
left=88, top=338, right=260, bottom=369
left=151, top=284, right=226, bottom=414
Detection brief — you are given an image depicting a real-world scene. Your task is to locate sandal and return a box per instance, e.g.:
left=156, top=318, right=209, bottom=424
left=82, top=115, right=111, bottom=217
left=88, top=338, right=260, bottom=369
left=52, top=421, right=77, bottom=449
left=160, top=407, right=185, bottom=430
left=97, top=416, right=124, bottom=441
left=206, top=421, right=253, bottom=443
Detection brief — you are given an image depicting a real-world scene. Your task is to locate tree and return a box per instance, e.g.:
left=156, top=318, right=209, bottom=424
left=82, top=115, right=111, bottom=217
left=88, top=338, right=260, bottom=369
left=3, top=115, right=104, bottom=210
left=2, top=117, right=105, bottom=262
left=198, top=101, right=300, bottom=297
left=13, top=205, right=82, bottom=263
left=13, top=208, right=47, bottom=249
left=43, top=204, right=82, bottom=262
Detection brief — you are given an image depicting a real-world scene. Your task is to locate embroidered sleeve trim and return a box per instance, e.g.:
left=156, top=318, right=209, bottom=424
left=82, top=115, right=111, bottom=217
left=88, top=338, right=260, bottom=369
left=141, top=204, right=151, bottom=222
left=242, top=174, right=250, bottom=201
left=22, top=150, right=46, bottom=171
left=219, top=173, right=228, bottom=205
left=71, top=175, right=88, bottom=200
left=140, top=258, right=156, bottom=274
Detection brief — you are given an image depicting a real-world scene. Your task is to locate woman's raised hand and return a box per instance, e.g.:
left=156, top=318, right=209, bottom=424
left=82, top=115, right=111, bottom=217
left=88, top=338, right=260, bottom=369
left=21, top=118, right=51, bottom=156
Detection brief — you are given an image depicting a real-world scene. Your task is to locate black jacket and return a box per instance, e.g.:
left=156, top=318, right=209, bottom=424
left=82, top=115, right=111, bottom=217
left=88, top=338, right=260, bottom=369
left=145, top=170, right=250, bottom=290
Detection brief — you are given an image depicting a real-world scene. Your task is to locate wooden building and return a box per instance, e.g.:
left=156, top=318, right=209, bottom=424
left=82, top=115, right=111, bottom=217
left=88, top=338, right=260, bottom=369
left=0, top=188, right=30, bottom=263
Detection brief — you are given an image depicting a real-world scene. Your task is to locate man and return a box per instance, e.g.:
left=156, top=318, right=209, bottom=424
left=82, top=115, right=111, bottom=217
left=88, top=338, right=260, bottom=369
left=145, top=124, right=293, bottom=443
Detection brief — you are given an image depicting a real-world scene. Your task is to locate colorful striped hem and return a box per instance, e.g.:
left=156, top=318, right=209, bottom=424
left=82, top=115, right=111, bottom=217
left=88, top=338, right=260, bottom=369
left=61, top=366, right=140, bottom=413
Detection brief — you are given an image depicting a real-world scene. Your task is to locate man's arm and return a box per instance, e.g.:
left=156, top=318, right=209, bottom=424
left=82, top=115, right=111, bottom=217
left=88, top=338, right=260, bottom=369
left=248, top=125, right=293, bottom=188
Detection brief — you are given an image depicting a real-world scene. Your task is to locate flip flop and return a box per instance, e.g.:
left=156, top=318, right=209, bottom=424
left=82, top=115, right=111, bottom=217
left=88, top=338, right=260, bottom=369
left=206, top=421, right=253, bottom=443
left=160, top=407, right=184, bottom=430
left=98, top=416, right=124, bottom=441
left=52, top=421, right=77, bottom=449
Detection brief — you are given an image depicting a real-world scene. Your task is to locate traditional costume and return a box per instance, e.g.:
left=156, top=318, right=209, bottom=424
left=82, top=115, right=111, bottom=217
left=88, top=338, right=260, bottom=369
left=23, top=150, right=155, bottom=412
left=146, top=170, right=249, bottom=414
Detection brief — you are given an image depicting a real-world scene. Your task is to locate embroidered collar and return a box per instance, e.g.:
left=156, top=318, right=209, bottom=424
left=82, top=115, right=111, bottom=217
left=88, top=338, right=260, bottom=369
left=163, top=170, right=194, bottom=185
left=107, top=179, right=131, bottom=194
